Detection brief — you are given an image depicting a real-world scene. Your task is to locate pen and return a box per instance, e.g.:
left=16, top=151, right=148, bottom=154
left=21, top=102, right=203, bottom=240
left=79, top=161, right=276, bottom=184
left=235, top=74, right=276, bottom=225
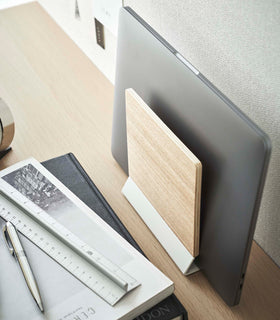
left=3, top=221, right=44, bottom=312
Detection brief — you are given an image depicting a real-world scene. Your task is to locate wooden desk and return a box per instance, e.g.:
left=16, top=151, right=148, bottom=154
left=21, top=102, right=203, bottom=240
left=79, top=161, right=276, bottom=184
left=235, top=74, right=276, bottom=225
left=0, top=3, right=279, bottom=319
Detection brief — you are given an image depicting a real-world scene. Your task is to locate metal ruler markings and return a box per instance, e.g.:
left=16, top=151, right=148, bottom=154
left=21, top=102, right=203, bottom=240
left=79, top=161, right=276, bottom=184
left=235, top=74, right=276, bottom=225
left=0, top=182, right=140, bottom=306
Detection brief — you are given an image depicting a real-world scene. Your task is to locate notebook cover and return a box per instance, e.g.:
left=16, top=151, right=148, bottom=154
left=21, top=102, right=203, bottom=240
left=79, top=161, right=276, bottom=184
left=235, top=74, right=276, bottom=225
left=42, top=153, right=188, bottom=320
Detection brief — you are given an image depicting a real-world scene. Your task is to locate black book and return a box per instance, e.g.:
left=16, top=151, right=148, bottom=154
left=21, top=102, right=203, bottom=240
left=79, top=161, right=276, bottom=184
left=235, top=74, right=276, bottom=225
left=42, top=153, right=188, bottom=320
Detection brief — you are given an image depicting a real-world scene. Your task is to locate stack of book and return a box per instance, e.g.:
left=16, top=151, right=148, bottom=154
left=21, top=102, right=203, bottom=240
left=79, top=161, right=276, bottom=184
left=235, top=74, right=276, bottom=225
left=0, top=153, right=187, bottom=320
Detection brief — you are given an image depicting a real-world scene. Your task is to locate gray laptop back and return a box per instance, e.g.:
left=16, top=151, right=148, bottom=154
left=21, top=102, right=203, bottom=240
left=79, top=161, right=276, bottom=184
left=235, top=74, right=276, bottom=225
left=112, top=7, right=271, bottom=306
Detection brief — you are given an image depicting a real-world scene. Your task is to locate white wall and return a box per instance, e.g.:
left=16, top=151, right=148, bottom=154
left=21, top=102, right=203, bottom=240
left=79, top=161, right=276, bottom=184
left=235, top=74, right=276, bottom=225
left=7, top=1, right=279, bottom=266
left=38, top=0, right=117, bottom=83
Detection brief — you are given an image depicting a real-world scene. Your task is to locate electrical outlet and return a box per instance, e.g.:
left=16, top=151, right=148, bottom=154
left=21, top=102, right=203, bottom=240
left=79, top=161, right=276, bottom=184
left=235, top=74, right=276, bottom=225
left=95, top=18, right=105, bottom=49
left=92, top=0, right=123, bottom=36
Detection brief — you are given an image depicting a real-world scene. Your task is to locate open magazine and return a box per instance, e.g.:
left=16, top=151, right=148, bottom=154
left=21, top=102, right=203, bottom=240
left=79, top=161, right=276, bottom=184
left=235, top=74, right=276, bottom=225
left=0, top=158, right=173, bottom=320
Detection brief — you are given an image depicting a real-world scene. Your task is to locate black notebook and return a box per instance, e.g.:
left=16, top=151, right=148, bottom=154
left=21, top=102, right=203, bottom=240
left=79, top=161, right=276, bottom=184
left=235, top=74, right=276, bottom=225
left=42, top=153, right=187, bottom=320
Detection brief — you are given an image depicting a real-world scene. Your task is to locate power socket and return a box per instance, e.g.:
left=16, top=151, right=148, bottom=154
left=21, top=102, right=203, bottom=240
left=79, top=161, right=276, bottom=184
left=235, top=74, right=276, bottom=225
left=92, top=0, right=123, bottom=36
left=95, top=18, right=105, bottom=49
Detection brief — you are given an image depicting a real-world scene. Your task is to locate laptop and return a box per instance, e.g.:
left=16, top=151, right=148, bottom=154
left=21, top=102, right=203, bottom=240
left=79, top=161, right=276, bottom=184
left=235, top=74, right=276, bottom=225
left=111, top=6, right=271, bottom=306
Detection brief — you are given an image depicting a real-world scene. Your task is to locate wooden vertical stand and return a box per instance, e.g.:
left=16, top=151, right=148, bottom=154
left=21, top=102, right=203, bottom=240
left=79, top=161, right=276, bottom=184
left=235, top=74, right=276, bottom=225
left=122, top=89, right=202, bottom=275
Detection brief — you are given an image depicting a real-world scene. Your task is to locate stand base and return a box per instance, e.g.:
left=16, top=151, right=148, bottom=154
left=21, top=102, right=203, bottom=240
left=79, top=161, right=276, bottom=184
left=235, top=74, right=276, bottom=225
left=0, top=147, right=11, bottom=160
left=122, top=177, right=199, bottom=275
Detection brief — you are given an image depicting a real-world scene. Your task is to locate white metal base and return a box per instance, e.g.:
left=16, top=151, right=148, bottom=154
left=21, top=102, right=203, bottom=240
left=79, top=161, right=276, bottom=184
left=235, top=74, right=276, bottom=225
left=122, top=177, right=199, bottom=275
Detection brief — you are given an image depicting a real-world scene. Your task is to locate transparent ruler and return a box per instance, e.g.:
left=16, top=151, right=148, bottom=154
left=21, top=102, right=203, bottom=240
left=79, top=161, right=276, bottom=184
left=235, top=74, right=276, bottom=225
left=0, top=181, right=140, bottom=306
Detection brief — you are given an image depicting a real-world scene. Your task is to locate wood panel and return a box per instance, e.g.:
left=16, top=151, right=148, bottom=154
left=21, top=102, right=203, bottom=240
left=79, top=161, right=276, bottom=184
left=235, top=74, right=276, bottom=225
left=126, top=88, right=201, bottom=257
left=0, top=3, right=279, bottom=319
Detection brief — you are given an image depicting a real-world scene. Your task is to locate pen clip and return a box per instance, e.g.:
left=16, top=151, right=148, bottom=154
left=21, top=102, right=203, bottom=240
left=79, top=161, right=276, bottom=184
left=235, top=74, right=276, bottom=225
left=3, top=223, right=15, bottom=256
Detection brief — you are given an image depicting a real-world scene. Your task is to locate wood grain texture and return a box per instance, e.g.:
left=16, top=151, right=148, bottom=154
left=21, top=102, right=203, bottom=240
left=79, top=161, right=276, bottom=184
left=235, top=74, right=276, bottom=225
left=0, top=3, right=279, bottom=319
left=126, top=88, right=201, bottom=257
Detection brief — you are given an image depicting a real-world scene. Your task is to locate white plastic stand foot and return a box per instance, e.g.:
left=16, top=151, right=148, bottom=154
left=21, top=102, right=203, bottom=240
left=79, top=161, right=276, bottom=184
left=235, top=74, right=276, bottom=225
left=122, top=177, right=199, bottom=275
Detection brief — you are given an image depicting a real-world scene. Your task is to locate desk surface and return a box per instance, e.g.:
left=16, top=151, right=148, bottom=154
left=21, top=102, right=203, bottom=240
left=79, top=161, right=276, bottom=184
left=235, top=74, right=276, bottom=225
left=0, top=3, right=279, bottom=319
